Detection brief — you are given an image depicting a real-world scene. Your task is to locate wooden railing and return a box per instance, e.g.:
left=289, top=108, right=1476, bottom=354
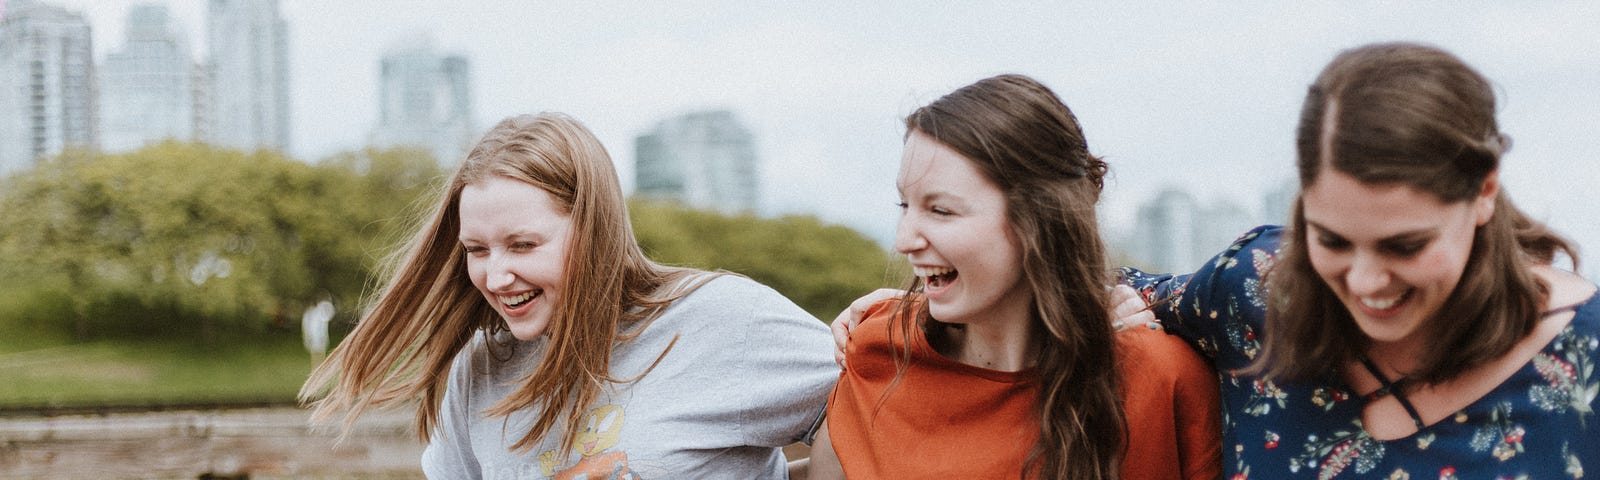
left=0, top=406, right=424, bottom=479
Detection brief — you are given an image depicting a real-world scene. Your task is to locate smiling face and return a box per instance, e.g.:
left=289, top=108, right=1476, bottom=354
left=458, top=175, right=574, bottom=340
left=894, top=130, right=1031, bottom=327
left=1301, top=167, right=1495, bottom=351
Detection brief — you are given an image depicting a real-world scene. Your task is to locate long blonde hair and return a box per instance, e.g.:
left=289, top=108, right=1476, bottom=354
left=301, top=113, right=711, bottom=456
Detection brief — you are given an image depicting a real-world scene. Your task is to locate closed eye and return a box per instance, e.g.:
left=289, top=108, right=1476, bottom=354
left=1315, top=233, right=1351, bottom=251
left=1381, top=241, right=1425, bottom=257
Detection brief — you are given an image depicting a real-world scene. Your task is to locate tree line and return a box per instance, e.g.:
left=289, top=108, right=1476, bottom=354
left=0, top=143, right=898, bottom=344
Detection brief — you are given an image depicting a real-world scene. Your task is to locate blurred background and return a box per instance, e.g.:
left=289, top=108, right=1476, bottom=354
left=2, top=0, right=1596, bottom=477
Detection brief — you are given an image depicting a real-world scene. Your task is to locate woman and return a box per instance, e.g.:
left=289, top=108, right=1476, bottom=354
left=300, top=113, right=837, bottom=478
left=1117, top=43, right=1600, bottom=477
left=808, top=74, right=1221, bottom=480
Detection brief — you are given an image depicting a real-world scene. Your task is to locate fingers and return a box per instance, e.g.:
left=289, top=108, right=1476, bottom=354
left=1110, top=284, right=1160, bottom=332
left=831, top=317, right=851, bottom=369
left=832, top=288, right=907, bottom=369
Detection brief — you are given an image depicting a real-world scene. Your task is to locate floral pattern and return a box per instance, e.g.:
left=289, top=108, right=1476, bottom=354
left=1122, top=225, right=1600, bottom=479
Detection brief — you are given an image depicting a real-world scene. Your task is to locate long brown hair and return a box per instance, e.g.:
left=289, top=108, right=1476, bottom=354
left=300, top=113, right=711, bottom=456
left=1256, top=42, right=1579, bottom=383
left=891, top=74, right=1123, bottom=480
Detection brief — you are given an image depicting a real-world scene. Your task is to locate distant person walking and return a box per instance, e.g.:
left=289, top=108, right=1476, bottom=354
left=301, top=113, right=836, bottom=479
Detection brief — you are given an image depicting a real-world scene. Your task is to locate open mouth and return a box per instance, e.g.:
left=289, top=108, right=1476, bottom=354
left=500, top=289, right=543, bottom=309
left=916, top=266, right=959, bottom=290
left=1357, top=289, right=1409, bottom=315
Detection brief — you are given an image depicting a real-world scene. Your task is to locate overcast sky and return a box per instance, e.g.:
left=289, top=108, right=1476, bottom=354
left=42, top=1, right=1600, bottom=279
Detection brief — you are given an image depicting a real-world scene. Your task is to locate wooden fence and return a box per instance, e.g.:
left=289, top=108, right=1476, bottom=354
left=0, top=406, right=424, bottom=479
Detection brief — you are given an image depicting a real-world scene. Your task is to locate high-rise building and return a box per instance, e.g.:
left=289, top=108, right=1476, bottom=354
left=635, top=110, right=759, bottom=215
left=1261, top=178, right=1296, bottom=227
left=99, top=4, right=196, bottom=153
left=1130, top=188, right=1256, bottom=272
left=369, top=36, right=473, bottom=165
left=1131, top=189, right=1199, bottom=273
left=206, top=0, right=289, bottom=153
left=0, top=0, right=96, bottom=175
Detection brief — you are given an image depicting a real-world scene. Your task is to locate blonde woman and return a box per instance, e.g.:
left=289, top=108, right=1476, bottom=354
left=301, top=113, right=837, bottom=479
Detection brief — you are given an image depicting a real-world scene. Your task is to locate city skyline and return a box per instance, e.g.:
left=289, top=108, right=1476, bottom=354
left=17, top=1, right=1600, bottom=280
left=369, top=34, right=474, bottom=165
left=0, top=0, right=95, bottom=175
left=204, top=0, right=289, bottom=152
left=98, top=3, right=195, bottom=153
left=635, top=110, right=760, bottom=215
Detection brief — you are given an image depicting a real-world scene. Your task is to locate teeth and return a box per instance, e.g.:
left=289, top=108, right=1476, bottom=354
left=499, top=291, right=537, bottom=307
left=914, top=266, right=953, bottom=278
left=1361, top=293, right=1404, bottom=310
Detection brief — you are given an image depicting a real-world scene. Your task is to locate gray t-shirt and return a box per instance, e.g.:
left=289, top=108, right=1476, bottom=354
left=421, top=274, right=838, bottom=479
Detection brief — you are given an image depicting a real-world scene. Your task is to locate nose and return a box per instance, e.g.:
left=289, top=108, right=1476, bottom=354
left=893, top=215, right=927, bottom=254
left=485, top=253, right=517, bottom=291
left=1344, top=251, right=1390, bottom=296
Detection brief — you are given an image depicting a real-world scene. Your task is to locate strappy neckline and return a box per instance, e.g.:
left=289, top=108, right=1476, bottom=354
left=1352, top=290, right=1599, bottom=439
left=1357, top=356, right=1424, bottom=430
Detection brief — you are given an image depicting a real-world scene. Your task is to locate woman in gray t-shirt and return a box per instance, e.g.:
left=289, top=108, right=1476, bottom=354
left=301, top=112, right=836, bottom=479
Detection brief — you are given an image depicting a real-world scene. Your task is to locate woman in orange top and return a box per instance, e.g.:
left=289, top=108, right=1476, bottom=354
left=803, top=74, right=1221, bottom=480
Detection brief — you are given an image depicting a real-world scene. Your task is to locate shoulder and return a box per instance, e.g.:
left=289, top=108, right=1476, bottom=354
left=861, top=297, right=909, bottom=326
left=652, top=273, right=825, bottom=342
left=1117, top=327, right=1215, bottom=386
left=672, top=273, right=790, bottom=309
left=841, top=297, right=921, bottom=378
left=849, top=297, right=917, bottom=346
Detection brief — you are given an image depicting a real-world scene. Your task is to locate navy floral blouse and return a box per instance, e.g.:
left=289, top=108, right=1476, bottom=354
left=1122, top=225, right=1600, bottom=479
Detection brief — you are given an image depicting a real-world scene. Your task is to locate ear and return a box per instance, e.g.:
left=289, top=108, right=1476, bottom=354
left=1473, top=171, right=1499, bottom=226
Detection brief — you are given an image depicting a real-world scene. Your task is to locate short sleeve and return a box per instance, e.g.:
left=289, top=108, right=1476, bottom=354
left=1168, top=342, right=1223, bottom=480
left=720, top=279, right=839, bottom=447
left=1119, top=225, right=1283, bottom=370
left=1118, top=329, right=1222, bottom=480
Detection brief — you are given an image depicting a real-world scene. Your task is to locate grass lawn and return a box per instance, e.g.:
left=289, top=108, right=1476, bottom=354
left=0, top=329, right=317, bottom=409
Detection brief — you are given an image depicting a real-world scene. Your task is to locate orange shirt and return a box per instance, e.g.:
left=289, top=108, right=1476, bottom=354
left=826, top=299, right=1221, bottom=479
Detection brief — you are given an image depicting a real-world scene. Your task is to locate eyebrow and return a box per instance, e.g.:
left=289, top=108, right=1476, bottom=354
left=1305, top=220, right=1437, bottom=243
left=459, top=230, right=547, bottom=244
left=902, top=190, right=964, bottom=206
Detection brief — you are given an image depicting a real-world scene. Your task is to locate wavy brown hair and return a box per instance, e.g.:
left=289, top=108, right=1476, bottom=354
left=888, top=74, right=1123, bottom=480
left=300, top=113, right=712, bottom=456
left=1256, top=42, right=1579, bottom=383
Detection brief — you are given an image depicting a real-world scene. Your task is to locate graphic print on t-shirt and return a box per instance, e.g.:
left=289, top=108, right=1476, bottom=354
left=537, top=403, right=642, bottom=479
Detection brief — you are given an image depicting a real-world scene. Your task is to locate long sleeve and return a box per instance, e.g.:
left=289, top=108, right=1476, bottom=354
left=1120, top=225, right=1284, bottom=371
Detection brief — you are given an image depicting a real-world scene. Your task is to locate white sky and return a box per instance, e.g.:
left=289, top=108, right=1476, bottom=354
left=39, top=1, right=1600, bottom=279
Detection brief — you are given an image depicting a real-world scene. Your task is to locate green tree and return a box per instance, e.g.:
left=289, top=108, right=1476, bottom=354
left=0, top=143, right=443, bottom=342
left=629, top=200, right=902, bottom=320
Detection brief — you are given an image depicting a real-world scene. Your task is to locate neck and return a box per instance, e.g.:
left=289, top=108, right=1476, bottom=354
left=944, top=313, right=1037, bottom=371
left=1364, top=333, right=1427, bottom=379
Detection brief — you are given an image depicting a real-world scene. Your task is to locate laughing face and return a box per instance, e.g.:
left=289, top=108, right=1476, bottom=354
left=1301, top=167, right=1496, bottom=351
left=893, top=130, right=1031, bottom=328
left=458, top=176, right=573, bottom=341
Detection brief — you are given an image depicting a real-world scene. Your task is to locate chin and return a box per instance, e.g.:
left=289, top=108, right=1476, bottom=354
left=926, top=305, right=969, bottom=325
left=1352, top=320, right=1420, bottom=346
left=506, top=320, right=551, bottom=341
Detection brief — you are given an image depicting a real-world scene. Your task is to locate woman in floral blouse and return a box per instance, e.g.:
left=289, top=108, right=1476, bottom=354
left=1120, top=42, right=1599, bottom=478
